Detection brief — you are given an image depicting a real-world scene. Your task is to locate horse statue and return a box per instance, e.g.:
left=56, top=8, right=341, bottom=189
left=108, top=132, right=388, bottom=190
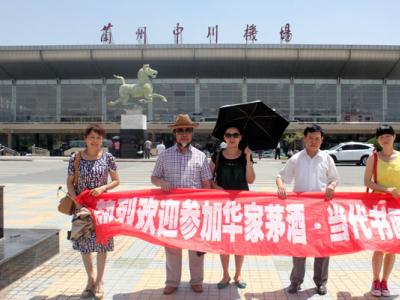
left=109, top=64, right=167, bottom=106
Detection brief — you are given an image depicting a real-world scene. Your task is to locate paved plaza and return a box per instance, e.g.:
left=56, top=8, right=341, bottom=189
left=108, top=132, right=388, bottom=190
left=0, top=158, right=399, bottom=300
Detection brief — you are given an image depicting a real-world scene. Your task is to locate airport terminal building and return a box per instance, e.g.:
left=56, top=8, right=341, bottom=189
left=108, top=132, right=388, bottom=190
left=0, top=44, right=400, bottom=152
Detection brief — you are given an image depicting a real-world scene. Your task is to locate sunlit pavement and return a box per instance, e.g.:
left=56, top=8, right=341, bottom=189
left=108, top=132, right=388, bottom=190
left=0, top=159, right=396, bottom=300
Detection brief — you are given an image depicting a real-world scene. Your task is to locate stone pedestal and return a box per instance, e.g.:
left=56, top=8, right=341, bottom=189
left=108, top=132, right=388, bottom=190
left=0, top=186, right=3, bottom=239
left=0, top=229, right=59, bottom=289
left=0, top=186, right=59, bottom=289
left=120, top=114, right=147, bottom=158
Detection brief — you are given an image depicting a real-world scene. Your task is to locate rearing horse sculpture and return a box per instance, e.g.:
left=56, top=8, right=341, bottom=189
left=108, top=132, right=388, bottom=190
left=109, top=64, right=167, bottom=106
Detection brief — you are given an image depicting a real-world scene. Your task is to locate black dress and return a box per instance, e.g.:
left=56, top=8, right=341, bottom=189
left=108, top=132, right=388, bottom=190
left=211, top=150, right=250, bottom=191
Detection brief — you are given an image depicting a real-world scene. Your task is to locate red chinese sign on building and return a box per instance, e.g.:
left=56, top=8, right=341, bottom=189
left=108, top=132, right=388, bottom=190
left=100, top=23, right=113, bottom=44
left=244, top=24, right=257, bottom=43
left=136, top=26, right=147, bottom=45
left=207, top=25, right=218, bottom=44
left=280, top=23, right=292, bottom=43
left=173, top=22, right=184, bottom=44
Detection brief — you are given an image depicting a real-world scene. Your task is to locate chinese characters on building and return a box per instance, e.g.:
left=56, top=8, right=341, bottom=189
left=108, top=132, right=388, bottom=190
left=173, top=22, right=184, bottom=44
left=243, top=24, right=258, bottom=43
left=207, top=25, right=218, bottom=44
left=136, top=26, right=147, bottom=45
left=280, top=23, right=292, bottom=43
left=100, top=23, right=113, bottom=44
left=100, top=22, right=295, bottom=45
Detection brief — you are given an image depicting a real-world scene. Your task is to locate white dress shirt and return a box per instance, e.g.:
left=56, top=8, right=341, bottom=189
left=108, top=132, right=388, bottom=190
left=277, top=149, right=339, bottom=192
left=156, top=143, right=166, bottom=155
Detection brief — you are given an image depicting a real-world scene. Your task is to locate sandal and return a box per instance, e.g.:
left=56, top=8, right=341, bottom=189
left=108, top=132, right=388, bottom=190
left=94, top=284, right=104, bottom=300
left=80, top=285, right=94, bottom=298
left=234, top=279, right=247, bottom=289
left=94, top=290, right=104, bottom=300
left=217, top=278, right=231, bottom=289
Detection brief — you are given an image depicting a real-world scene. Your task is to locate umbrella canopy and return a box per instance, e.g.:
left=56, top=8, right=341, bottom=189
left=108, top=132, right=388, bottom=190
left=212, top=100, right=289, bottom=151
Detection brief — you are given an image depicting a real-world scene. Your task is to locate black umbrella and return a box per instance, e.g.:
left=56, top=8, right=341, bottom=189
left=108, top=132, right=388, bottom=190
left=212, top=100, right=289, bottom=151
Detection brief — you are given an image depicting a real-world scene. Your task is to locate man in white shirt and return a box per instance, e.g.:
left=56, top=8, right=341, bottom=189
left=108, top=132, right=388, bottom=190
left=156, top=140, right=166, bottom=155
left=276, top=124, right=339, bottom=296
left=274, top=141, right=281, bottom=160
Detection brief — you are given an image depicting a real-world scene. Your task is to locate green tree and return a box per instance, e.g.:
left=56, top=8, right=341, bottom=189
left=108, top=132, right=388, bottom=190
left=283, top=131, right=303, bottom=150
left=367, top=137, right=382, bottom=151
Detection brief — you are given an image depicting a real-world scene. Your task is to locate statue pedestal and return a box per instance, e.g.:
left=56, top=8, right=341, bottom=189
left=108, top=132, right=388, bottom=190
left=120, top=114, right=147, bottom=158
left=0, top=229, right=59, bottom=289
left=0, top=186, right=3, bottom=239
left=0, top=186, right=59, bottom=289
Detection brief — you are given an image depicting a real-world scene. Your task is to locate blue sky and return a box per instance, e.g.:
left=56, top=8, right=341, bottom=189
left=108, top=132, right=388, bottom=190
left=1, top=0, right=398, bottom=45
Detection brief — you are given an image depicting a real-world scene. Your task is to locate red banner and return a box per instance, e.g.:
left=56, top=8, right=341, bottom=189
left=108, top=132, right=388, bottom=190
left=76, top=189, right=400, bottom=257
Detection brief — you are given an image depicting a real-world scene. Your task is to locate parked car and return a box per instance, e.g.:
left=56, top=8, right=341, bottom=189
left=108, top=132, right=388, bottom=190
left=62, top=139, right=110, bottom=156
left=327, top=142, right=374, bottom=166
left=262, top=150, right=274, bottom=158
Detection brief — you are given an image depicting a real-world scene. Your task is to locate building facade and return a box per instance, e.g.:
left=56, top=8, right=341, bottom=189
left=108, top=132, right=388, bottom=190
left=1, top=44, right=400, bottom=151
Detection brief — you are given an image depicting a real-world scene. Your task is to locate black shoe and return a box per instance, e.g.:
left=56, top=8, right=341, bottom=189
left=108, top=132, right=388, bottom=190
left=316, top=284, right=327, bottom=295
left=287, top=283, right=301, bottom=294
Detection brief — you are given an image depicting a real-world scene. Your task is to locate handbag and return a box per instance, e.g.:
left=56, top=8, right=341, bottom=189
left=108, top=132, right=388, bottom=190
left=58, top=152, right=81, bottom=215
left=366, top=150, right=378, bottom=193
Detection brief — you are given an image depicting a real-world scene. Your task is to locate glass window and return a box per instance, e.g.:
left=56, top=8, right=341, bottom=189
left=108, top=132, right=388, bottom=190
left=341, top=84, right=383, bottom=122
left=353, top=144, right=370, bottom=150
left=200, top=83, right=242, bottom=118
left=387, top=85, right=400, bottom=122
left=341, top=145, right=354, bottom=150
left=0, top=85, right=12, bottom=122
left=174, top=91, right=186, bottom=96
left=294, top=83, right=336, bottom=122
left=16, top=84, right=57, bottom=122
left=61, top=84, right=102, bottom=122
left=152, top=83, right=195, bottom=122
left=247, top=83, right=290, bottom=119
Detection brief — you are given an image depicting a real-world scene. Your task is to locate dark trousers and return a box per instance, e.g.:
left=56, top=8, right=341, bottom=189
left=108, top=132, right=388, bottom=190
left=274, top=148, right=281, bottom=160
left=144, top=149, right=151, bottom=159
left=290, top=256, right=329, bottom=286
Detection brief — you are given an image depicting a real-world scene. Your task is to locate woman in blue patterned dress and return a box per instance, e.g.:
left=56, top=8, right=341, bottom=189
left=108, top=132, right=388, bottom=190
left=67, top=124, right=119, bottom=300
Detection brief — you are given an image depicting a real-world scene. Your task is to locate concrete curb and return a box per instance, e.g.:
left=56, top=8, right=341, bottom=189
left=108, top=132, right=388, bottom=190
left=0, top=156, right=158, bottom=162
left=0, top=156, right=32, bottom=161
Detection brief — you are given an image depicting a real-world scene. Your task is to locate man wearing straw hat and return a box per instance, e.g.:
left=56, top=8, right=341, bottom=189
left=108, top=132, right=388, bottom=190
left=151, top=114, right=213, bottom=295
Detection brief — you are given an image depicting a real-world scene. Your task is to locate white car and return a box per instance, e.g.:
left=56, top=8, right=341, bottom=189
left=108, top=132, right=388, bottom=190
left=327, top=142, right=374, bottom=166
left=63, top=139, right=110, bottom=156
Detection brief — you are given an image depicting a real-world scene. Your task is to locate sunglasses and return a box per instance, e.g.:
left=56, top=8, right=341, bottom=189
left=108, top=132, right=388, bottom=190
left=224, top=133, right=241, bottom=139
left=175, top=128, right=193, bottom=134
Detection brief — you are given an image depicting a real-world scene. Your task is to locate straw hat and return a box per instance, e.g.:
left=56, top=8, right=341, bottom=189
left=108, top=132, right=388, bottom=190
left=168, top=114, right=199, bottom=129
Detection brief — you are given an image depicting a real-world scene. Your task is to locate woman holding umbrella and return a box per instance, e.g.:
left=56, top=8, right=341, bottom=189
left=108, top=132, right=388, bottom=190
left=209, top=126, right=255, bottom=289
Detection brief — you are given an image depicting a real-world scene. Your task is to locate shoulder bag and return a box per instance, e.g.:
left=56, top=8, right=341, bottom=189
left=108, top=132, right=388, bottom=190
left=58, top=152, right=81, bottom=215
